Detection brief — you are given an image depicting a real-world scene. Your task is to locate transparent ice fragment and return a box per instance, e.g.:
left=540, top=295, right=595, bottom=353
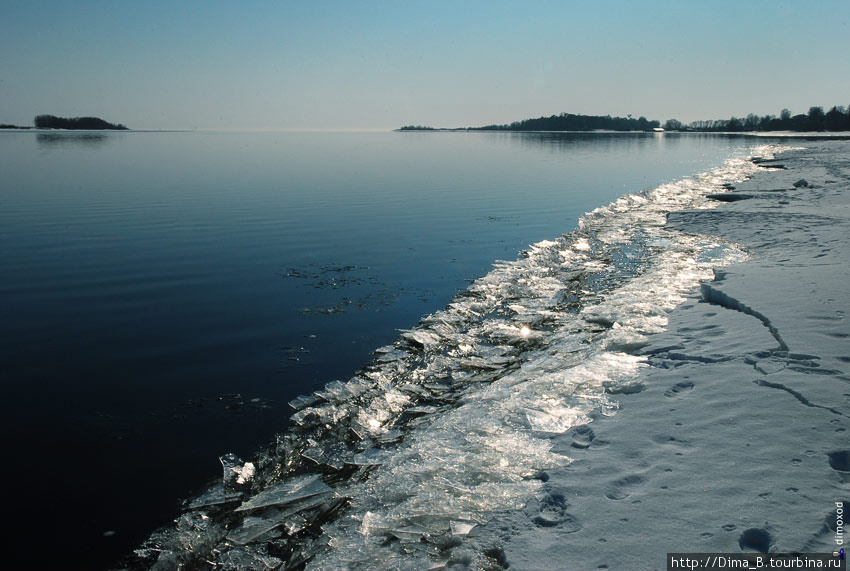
left=226, top=516, right=282, bottom=545
left=213, top=548, right=282, bottom=571
left=375, top=346, right=410, bottom=362
left=524, top=406, right=584, bottom=434
left=288, top=393, right=321, bottom=410
left=187, top=485, right=242, bottom=510
left=283, top=513, right=308, bottom=534
left=228, top=493, right=334, bottom=546
left=389, top=524, right=433, bottom=542
left=404, top=405, right=439, bottom=416
left=146, top=512, right=225, bottom=571
left=235, top=475, right=331, bottom=512
left=352, top=448, right=391, bottom=466
left=449, top=521, right=477, bottom=536
left=301, top=442, right=351, bottom=469
left=457, top=356, right=506, bottom=371
left=397, top=383, right=431, bottom=398
left=313, top=380, right=352, bottom=403
left=401, top=329, right=442, bottom=350
left=377, top=429, right=403, bottom=444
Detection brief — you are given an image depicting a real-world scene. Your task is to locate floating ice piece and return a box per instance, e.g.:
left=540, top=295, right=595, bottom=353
left=375, top=346, right=410, bottom=361
left=235, top=475, right=331, bottom=512
left=289, top=393, right=321, bottom=411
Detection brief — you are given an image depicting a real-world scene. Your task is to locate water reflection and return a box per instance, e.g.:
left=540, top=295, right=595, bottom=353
left=36, top=132, right=113, bottom=149
left=504, top=130, right=740, bottom=152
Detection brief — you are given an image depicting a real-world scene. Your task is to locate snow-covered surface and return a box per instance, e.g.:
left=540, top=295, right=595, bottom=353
left=119, top=141, right=850, bottom=570
left=495, top=141, right=850, bottom=570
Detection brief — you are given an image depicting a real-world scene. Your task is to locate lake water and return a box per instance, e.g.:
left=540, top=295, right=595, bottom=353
left=0, top=130, right=761, bottom=568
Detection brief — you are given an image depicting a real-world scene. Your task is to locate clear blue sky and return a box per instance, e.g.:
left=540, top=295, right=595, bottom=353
left=2, top=0, right=848, bottom=130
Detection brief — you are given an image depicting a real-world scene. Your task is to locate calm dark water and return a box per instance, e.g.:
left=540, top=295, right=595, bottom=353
left=0, top=130, right=757, bottom=568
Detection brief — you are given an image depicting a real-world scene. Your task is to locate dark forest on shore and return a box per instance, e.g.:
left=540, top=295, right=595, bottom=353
left=664, top=105, right=850, bottom=132
left=34, top=115, right=128, bottom=130
left=400, top=105, right=850, bottom=133
left=0, top=115, right=128, bottom=130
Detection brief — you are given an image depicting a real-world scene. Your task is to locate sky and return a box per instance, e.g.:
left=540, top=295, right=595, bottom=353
left=1, top=0, right=848, bottom=131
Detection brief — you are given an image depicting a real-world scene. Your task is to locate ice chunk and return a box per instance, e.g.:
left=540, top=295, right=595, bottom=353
left=313, top=379, right=353, bottom=403
left=525, top=407, right=581, bottom=434
left=352, top=448, right=392, bottom=466
left=389, top=524, right=434, bottom=542
left=235, top=475, right=331, bottom=512
left=401, top=329, right=442, bottom=350
left=289, top=393, right=321, bottom=410
left=301, top=442, right=351, bottom=469
left=220, top=453, right=254, bottom=492
left=213, top=548, right=282, bottom=570
left=404, top=405, right=439, bottom=416
left=450, top=521, right=477, bottom=536
left=375, top=346, right=410, bottom=362
left=226, top=515, right=282, bottom=545
left=187, top=485, right=242, bottom=510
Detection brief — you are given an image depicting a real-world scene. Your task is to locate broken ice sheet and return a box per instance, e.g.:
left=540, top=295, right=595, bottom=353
left=235, top=474, right=332, bottom=512
left=352, top=448, right=392, bottom=466
left=187, top=485, right=242, bottom=510
left=401, top=328, right=442, bottom=350
left=128, top=147, right=774, bottom=570
left=212, top=547, right=282, bottom=571
left=288, top=393, right=321, bottom=411
left=226, top=515, right=282, bottom=545
left=389, top=524, right=435, bottom=543
left=229, top=493, right=336, bottom=545
left=375, top=345, right=410, bottom=362
left=301, top=442, right=352, bottom=469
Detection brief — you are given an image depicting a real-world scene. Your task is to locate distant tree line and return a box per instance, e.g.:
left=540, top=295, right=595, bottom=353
left=34, top=115, right=128, bottom=130
left=664, top=106, right=850, bottom=132
left=471, top=112, right=661, bottom=132
left=398, top=125, right=437, bottom=131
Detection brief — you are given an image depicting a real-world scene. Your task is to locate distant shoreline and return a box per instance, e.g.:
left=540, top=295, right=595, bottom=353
left=399, top=105, right=850, bottom=134
left=394, top=128, right=850, bottom=140
left=0, top=115, right=129, bottom=131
